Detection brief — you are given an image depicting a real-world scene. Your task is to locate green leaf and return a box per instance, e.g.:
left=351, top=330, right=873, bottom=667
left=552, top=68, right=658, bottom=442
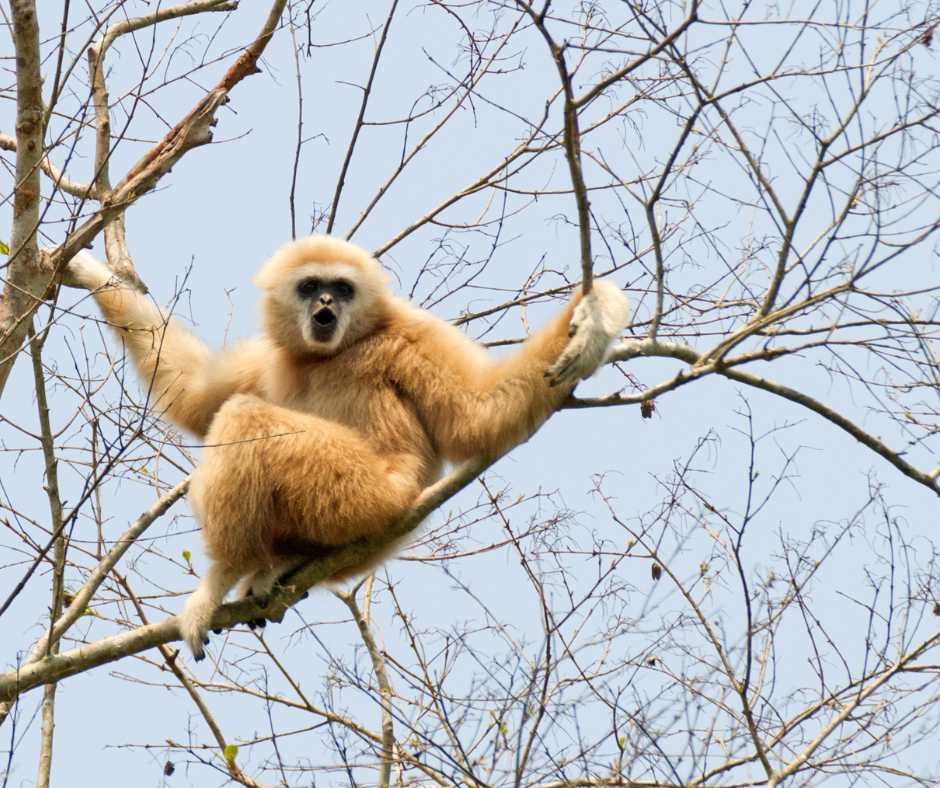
left=182, top=549, right=191, bottom=563
left=0, top=240, right=9, bottom=255
left=223, top=744, right=239, bottom=766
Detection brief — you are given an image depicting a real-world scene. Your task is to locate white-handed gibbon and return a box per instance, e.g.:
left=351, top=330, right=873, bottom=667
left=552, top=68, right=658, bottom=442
left=66, top=236, right=629, bottom=659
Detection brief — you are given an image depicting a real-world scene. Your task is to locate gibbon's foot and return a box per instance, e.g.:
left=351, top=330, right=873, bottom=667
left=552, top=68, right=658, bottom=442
left=179, top=600, right=212, bottom=661
left=180, top=610, right=212, bottom=662
left=237, top=564, right=301, bottom=606
left=235, top=563, right=308, bottom=631
left=545, top=280, right=630, bottom=387
left=179, top=563, right=241, bottom=661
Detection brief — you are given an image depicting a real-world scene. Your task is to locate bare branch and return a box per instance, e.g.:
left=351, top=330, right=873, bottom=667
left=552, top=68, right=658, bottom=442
left=0, top=134, right=97, bottom=199
left=0, top=0, right=47, bottom=393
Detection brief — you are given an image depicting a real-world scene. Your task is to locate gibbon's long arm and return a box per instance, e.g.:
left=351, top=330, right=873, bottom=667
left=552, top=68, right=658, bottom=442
left=393, top=280, right=629, bottom=462
left=67, top=252, right=264, bottom=437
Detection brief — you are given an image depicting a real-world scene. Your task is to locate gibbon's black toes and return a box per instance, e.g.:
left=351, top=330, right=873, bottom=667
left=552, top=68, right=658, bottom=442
left=246, top=620, right=257, bottom=630
left=212, top=628, right=223, bottom=635
left=300, top=590, right=309, bottom=600
left=248, top=617, right=267, bottom=629
left=203, top=636, right=210, bottom=646
left=194, top=652, right=205, bottom=663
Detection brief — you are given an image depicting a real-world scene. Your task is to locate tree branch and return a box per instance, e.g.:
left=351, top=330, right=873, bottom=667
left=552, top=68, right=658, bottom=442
left=519, top=1, right=594, bottom=292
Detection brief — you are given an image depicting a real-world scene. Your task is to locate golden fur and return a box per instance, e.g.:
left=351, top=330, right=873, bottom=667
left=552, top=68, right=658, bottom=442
left=68, top=236, right=629, bottom=658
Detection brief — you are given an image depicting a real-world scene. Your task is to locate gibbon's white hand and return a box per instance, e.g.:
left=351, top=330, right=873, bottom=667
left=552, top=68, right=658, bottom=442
left=545, top=280, right=630, bottom=387
left=60, top=250, right=113, bottom=291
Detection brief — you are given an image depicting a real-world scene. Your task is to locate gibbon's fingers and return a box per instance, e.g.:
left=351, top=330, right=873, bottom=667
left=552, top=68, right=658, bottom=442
left=545, top=350, right=582, bottom=387
left=545, top=282, right=630, bottom=387
left=60, top=250, right=113, bottom=291
left=544, top=296, right=609, bottom=386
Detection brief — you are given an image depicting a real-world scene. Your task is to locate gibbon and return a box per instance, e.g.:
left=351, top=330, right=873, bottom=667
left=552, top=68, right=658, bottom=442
left=66, top=236, right=629, bottom=659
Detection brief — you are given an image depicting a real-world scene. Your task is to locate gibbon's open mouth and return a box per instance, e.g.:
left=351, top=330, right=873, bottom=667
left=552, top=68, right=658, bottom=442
left=311, top=307, right=338, bottom=342
left=313, top=308, right=336, bottom=327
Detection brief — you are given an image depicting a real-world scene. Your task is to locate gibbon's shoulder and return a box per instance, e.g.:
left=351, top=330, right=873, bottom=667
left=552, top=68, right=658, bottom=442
left=382, top=296, right=489, bottom=368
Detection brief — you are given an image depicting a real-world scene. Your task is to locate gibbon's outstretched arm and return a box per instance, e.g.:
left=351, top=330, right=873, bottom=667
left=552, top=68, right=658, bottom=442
left=393, top=279, right=630, bottom=462
left=66, top=252, right=264, bottom=436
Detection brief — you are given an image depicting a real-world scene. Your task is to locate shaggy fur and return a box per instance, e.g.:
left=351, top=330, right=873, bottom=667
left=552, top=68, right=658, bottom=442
left=68, top=236, right=630, bottom=659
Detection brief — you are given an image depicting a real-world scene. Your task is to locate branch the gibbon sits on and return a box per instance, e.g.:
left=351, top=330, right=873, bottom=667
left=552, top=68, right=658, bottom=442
left=65, top=236, right=629, bottom=659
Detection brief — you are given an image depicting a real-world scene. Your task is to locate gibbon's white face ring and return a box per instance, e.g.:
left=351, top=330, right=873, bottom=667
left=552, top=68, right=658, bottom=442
left=287, top=262, right=361, bottom=351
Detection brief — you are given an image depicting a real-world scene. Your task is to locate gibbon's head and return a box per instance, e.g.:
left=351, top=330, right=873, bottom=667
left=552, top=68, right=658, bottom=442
left=254, top=236, right=391, bottom=356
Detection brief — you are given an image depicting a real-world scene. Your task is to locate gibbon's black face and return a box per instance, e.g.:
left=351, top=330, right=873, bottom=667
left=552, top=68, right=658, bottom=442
left=296, top=276, right=356, bottom=344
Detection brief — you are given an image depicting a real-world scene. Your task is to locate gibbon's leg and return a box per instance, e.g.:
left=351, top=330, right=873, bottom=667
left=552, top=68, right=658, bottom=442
left=178, top=562, right=243, bottom=661
left=188, top=394, right=422, bottom=608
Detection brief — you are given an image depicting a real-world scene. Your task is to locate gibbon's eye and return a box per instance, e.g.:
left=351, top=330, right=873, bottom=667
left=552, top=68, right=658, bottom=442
left=297, top=278, right=320, bottom=297
left=334, top=280, right=355, bottom=299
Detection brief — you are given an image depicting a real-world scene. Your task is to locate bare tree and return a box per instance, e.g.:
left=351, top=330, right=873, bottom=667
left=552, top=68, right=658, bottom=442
left=2, top=1, right=939, bottom=785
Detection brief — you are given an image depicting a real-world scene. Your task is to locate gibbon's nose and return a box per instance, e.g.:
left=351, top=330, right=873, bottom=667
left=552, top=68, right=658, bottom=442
left=319, top=294, right=334, bottom=306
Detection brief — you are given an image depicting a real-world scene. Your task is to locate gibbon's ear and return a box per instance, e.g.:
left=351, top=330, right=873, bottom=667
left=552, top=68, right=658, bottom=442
left=252, top=236, right=390, bottom=292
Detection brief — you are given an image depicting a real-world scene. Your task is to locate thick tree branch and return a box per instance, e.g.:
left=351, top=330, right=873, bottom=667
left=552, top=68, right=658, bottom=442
left=87, top=0, right=237, bottom=290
